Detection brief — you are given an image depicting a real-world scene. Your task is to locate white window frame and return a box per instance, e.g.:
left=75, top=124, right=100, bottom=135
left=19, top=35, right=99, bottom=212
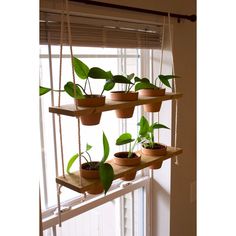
left=40, top=48, right=157, bottom=236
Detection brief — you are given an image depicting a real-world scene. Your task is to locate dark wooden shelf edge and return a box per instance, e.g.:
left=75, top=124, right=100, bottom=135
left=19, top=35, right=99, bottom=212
left=49, top=92, right=183, bottom=117
left=56, top=147, right=183, bottom=193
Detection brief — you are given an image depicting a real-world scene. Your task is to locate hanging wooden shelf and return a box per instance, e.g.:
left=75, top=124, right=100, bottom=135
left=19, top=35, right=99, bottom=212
left=56, top=146, right=183, bottom=194
left=49, top=92, right=182, bottom=117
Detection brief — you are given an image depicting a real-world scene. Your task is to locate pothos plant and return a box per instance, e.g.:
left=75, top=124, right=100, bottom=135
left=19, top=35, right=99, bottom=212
left=115, top=115, right=169, bottom=157
left=134, top=74, right=180, bottom=91
left=66, top=132, right=114, bottom=194
left=39, top=57, right=134, bottom=98
left=40, top=58, right=113, bottom=98
left=137, top=115, right=169, bottom=149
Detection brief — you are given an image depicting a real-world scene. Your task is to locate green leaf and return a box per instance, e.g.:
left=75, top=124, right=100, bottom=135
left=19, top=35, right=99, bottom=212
left=103, top=79, right=115, bottom=91
left=158, top=74, right=180, bottom=88
left=88, top=67, right=111, bottom=79
left=99, top=163, right=114, bottom=195
left=64, top=82, right=85, bottom=99
left=112, top=75, right=133, bottom=84
left=86, top=143, right=92, bottom=152
left=141, top=78, right=151, bottom=83
left=134, top=76, right=141, bottom=82
left=101, top=132, right=110, bottom=163
left=116, top=133, right=134, bottom=145
left=138, top=116, right=150, bottom=136
left=66, top=153, right=79, bottom=174
left=107, top=71, right=113, bottom=80
left=73, top=57, right=89, bottom=79
left=40, top=86, right=51, bottom=96
left=152, top=123, right=170, bottom=130
left=135, top=82, right=156, bottom=91
left=127, top=73, right=135, bottom=80
left=159, top=74, right=180, bottom=80
left=158, top=77, right=171, bottom=88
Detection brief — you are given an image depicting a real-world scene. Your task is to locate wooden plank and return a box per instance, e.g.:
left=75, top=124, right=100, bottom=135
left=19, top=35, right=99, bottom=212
left=56, top=146, right=183, bottom=193
left=49, top=92, right=182, bottom=117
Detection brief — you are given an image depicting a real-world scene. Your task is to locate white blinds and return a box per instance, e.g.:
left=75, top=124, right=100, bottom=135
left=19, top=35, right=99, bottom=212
left=40, top=11, right=163, bottom=49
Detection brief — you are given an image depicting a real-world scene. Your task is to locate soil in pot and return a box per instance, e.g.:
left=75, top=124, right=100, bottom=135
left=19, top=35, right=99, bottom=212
left=141, top=143, right=167, bottom=169
left=76, top=95, right=105, bottom=126
left=139, top=88, right=165, bottom=112
left=110, top=91, right=138, bottom=118
left=80, top=162, right=104, bottom=194
left=113, top=152, right=141, bottom=181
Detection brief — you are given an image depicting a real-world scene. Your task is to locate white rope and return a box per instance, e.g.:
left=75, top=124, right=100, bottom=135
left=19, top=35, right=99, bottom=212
left=58, top=11, right=66, bottom=178
left=168, top=13, right=179, bottom=165
left=157, top=16, right=166, bottom=142
left=45, top=17, right=62, bottom=226
left=65, top=0, right=82, bottom=183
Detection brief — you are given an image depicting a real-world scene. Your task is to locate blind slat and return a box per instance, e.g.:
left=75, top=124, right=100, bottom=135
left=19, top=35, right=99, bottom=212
left=40, top=12, right=163, bottom=49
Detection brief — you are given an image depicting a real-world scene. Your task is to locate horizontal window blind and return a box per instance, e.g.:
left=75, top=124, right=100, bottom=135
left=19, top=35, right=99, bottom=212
left=40, top=11, right=163, bottom=48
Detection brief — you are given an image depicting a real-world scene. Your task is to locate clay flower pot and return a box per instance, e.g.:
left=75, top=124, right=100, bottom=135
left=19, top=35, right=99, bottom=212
left=141, top=143, right=167, bottom=169
left=110, top=91, right=138, bottom=118
left=113, top=152, right=141, bottom=181
left=80, top=162, right=104, bottom=194
left=76, top=95, right=105, bottom=125
left=139, top=88, right=165, bottom=112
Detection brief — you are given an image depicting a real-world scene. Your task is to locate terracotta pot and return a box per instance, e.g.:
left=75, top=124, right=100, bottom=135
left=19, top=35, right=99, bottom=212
left=139, top=88, right=165, bottom=112
left=141, top=143, right=167, bottom=169
left=76, top=95, right=105, bottom=126
left=110, top=91, right=138, bottom=118
left=113, top=152, right=141, bottom=181
left=80, top=162, right=103, bottom=194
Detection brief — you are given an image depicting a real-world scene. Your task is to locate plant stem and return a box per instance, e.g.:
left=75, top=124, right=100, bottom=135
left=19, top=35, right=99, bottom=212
left=150, top=131, right=154, bottom=148
left=81, top=155, right=89, bottom=163
left=85, top=151, right=92, bottom=163
left=127, top=84, right=134, bottom=92
left=87, top=78, right=93, bottom=95
left=76, top=84, right=88, bottom=95
left=100, top=88, right=105, bottom=96
left=128, top=139, right=138, bottom=158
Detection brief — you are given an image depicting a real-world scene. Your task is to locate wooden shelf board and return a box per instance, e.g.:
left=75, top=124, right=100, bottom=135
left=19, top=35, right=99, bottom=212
left=56, top=146, right=183, bottom=193
left=49, top=92, right=182, bottom=117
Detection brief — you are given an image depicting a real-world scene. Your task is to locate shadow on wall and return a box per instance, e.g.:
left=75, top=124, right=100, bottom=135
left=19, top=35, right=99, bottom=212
left=152, top=178, right=170, bottom=234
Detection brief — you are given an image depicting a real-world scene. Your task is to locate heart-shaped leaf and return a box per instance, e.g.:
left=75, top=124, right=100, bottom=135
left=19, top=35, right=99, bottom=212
left=66, top=153, right=79, bottom=174
left=86, top=143, right=92, bottom=152
left=158, top=77, right=171, bottom=88
left=152, top=123, right=170, bottom=130
left=88, top=67, right=111, bottom=79
left=112, top=75, right=133, bottom=84
left=73, top=57, right=89, bottom=79
left=64, top=82, right=85, bottom=99
left=138, top=116, right=150, bottom=136
left=135, top=82, right=156, bottom=91
left=116, top=133, right=134, bottom=145
left=101, top=132, right=110, bottom=163
left=40, top=86, right=51, bottom=96
left=159, top=74, right=180, bottom=80
left=127, top=73, right=135, bottom=80
left=103, top=79, right=115, bottom=91
left=99, top=163, right=114, bottom=195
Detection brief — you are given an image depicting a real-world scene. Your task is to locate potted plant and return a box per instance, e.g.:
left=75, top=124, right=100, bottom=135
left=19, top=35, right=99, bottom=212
left=65, top=57, right=116, bottom=125
left=66, top=132, right=114, bottom=195
left=114, top=132, right=142, bottom=181
left=109, top=73, right=139, bottom=118
left=138, top=115, right=169, bottom=169
left=134, top=74, right=180, bottom=112
left=39, top=57, right=115, bottom=125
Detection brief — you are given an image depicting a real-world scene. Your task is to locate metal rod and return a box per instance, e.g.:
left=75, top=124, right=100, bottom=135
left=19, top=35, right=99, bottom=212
left=70, top=0, right=196, bottom=22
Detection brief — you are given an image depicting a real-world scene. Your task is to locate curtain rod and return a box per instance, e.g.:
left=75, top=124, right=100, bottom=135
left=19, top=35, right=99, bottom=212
left=70, top=0, right=196, bottom=22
